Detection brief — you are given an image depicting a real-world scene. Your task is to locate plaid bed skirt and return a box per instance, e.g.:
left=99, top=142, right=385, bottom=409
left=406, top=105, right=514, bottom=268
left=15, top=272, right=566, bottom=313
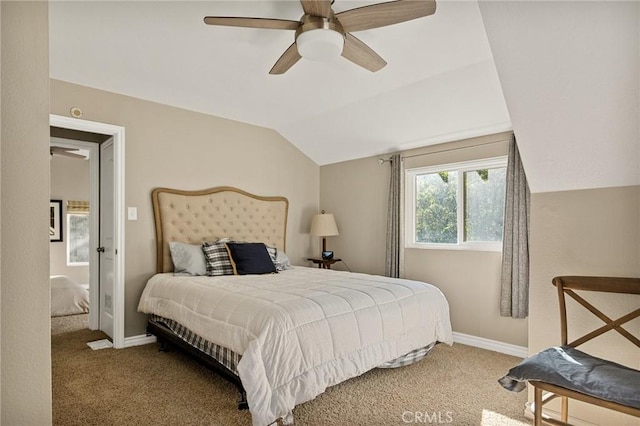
left=378, top=342, right=436, bottom=368
left=151, top=315, right=242, bottom=375
left=151, top=315, right=436, bottom=374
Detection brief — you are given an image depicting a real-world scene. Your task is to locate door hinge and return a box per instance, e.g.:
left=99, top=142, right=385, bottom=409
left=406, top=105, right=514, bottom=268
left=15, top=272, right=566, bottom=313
left=96, top=247, right=105, bottom=253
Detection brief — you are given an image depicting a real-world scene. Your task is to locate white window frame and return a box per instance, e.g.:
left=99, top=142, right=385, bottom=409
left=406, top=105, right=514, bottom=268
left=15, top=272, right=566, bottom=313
left=405, top=156, right=508, bottom=252
left=66, top=213, right=90, bottom=266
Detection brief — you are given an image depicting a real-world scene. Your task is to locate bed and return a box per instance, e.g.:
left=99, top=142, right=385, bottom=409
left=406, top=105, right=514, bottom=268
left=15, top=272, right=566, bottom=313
left=138, top=186, right=453, bottom=426
left=50, top=275, right=90, bottom=317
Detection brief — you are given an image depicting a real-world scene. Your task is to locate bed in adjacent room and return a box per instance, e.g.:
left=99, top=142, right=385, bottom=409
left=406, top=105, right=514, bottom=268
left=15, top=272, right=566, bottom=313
left=138, top=186, right=453, bottom=426
left=50, top=275, right=90, bottom=317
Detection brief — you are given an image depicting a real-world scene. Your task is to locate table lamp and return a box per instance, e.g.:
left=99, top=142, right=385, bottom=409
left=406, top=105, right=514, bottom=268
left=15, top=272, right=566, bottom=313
left=310, top=210, right=339, bottom=259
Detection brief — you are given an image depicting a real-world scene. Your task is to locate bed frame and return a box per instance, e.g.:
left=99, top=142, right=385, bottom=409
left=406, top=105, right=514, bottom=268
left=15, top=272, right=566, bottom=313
left=147, top=319, right=249, bottom=409
left=146, top=186, right=289, bottom=410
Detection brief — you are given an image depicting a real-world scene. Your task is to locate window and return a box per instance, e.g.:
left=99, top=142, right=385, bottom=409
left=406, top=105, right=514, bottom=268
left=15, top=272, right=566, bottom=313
left=406, top=157, right=507, bottom=251
left=66, top=201, right=90, bottom=266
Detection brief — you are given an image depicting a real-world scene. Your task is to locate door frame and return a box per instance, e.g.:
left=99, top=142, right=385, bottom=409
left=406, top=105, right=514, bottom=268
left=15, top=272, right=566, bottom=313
left=50, top=114, right=126, bottom=349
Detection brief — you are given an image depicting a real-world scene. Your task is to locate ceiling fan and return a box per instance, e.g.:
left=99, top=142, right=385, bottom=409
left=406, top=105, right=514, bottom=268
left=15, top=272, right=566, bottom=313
left=50, top=146, right=85, bottom=159
left=204, top=0, right=437, bottom=75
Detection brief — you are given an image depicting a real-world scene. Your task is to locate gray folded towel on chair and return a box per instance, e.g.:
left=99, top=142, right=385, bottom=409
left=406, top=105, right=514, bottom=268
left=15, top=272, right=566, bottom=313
left=499, top=345, right=640, bottom=409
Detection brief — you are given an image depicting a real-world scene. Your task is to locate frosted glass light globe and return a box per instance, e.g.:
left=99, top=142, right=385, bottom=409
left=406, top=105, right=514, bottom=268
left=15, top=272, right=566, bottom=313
left=297, top=29, right=344, bottom=61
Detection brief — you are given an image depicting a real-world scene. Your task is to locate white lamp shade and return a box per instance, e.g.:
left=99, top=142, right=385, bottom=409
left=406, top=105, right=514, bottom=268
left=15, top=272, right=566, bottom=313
left=310, top=213, right=339, bottom=237
left=296, top=29, right=344, bottom=61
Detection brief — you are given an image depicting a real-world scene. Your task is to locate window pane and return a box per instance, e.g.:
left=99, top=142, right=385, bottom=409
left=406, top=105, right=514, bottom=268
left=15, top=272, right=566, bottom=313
left=68, top=214, right=90, bottom=264
left=415, top=171, right=457, bottom=244
left=464, top=167, right=506, bottom=242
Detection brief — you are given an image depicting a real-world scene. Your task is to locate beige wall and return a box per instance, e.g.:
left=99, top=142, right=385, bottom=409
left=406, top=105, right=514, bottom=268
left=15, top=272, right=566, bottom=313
left=50, top=80, right=320, bottom=337
left=50, top=155, right=91, bottom=284
left=318, top=156, right=388, bottom=275
left=320, top=132, right=528, bottom=347
left=529, top=186, right=640, bottom=425
left=1, top=1, right=52, bottom=424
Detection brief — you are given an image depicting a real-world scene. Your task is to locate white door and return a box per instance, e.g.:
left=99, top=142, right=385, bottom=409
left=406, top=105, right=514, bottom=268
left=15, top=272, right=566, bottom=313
left=99, top=138, right=115, bottom=339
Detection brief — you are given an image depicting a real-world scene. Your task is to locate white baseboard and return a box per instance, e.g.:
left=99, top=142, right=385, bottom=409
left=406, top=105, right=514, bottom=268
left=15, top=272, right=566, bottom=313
left=123, top=334, right=157, bottom=348
left=452, top=331, right=528, bottom=358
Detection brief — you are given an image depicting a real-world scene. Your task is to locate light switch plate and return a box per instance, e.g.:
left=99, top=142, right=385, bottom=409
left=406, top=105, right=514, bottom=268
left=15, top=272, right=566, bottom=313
left=127, top=207, right=137, bottom=221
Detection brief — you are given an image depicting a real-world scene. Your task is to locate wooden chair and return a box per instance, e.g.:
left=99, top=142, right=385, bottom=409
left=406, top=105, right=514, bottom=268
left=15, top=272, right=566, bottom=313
left=500, top=276, right=640, bottom=426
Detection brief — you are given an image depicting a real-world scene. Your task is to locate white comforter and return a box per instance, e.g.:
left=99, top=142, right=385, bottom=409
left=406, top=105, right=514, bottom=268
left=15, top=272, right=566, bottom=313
left=51, top=275, right=90, bottom=317
left=138, top=267, right=452, bottom=426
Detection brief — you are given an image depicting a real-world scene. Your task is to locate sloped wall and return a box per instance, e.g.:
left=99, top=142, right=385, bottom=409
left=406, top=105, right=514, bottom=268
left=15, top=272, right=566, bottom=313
left=479, top=1, right=639, bottom=193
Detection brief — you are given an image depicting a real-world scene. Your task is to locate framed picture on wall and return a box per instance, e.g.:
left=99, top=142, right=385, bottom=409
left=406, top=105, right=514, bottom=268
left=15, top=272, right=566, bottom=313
left=50, top=200, right=63, bottom=242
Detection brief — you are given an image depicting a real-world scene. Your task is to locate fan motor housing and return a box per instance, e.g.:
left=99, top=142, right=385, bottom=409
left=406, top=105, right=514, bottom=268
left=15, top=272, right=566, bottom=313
left=297, top=14, right=345, bottom=36
left=296, top=15, right=345, bottom=60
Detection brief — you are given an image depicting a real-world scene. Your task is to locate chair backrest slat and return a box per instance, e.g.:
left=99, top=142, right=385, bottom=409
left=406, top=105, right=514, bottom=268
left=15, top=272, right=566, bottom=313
left=553, top=276, right=640, bottom=349
left=553, top=276, right=640, bottom=294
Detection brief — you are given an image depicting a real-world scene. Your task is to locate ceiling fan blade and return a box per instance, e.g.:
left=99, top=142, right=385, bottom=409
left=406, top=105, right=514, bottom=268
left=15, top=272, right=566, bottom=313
left=341, top=33, right=387, bottom=72
left=49, top=145, right=79, bottom=154
left=50, top=147, right=85, bottom=159
left=57, top=151, right=86, bottom=159
left=336, top=0, right=436, bottom=33
left=203, top=17, right=300, bottom=31
left=269, top=43, right=302, bottom=75
left=300, top=0, right=332, bottom=18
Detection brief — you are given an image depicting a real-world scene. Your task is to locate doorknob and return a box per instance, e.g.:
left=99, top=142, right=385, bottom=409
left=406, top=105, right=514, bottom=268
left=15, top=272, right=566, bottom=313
left=96, top=247, right=105, bottom=253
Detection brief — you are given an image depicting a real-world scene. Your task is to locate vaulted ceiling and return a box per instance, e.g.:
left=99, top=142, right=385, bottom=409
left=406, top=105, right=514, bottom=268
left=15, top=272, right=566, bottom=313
left=49, top=0, right=510, bottom=166
left=50, top=1, right=639, bottom=193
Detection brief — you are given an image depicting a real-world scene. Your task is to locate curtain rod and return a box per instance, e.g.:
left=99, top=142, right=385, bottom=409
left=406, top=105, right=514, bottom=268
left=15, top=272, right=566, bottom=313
left=378, top=139, right=508, bottom=164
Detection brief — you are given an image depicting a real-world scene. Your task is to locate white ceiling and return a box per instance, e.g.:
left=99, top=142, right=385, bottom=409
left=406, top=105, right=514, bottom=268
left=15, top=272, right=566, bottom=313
left=49, top=0, right=511, bottom=166
left=479, top=0, right=639, bottom=193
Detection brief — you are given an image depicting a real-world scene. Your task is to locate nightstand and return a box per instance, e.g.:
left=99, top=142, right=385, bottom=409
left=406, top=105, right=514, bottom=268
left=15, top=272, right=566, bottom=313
left=307, top=257, right=342, bottom=270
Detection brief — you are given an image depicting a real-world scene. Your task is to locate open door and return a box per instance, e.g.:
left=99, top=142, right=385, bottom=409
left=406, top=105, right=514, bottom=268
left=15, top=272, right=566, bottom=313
left=99, top=137, right=115, bottom=339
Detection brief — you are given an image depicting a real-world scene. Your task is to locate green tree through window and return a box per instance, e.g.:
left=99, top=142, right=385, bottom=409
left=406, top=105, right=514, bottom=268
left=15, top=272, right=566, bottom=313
left=407, top=157, right=507, bottom=248
left=464, top=168, right=506, bottom=242
left=416, top=172, right=457, bottom=243
left=67, top=214, right=89, bottom=265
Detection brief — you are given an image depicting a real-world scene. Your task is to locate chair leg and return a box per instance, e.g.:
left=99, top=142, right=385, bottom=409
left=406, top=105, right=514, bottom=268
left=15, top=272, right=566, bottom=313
left=561, top=396, right=568, bottom=423
left=534, top=387, right=543, bottom=426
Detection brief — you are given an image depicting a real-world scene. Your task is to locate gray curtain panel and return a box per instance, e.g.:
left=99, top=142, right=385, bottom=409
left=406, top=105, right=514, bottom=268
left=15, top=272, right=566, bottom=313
left=500, top=137, right=531, bottom=318
left=385, top=154, right=404, bottom=278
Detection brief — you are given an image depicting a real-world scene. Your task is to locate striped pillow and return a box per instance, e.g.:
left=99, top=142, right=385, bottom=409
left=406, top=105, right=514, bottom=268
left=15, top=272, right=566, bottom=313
left=202, top=240, right=234, bottom=276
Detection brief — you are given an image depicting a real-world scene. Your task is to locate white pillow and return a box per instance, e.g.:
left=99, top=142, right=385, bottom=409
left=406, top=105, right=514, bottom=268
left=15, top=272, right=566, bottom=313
left=265, top=246, right=291, bottom=271
left=274, top=250, right=291, bottom=271
left=169, top=242, right=207, bottom=276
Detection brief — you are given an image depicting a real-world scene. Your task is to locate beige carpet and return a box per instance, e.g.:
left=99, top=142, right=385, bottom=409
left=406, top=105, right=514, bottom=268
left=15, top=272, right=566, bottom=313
left=52, top=325, right=530, bottom=426
left=51, top=313, right=89, bottom=335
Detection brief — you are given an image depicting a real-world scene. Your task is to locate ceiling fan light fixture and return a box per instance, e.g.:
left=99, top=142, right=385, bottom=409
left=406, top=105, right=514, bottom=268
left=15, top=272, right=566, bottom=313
left=296, top=28, right=344, bottom=61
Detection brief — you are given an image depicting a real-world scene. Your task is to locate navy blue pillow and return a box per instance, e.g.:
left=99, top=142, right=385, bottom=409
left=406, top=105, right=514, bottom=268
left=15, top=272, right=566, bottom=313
left=225, top=242, right=277, bottom=275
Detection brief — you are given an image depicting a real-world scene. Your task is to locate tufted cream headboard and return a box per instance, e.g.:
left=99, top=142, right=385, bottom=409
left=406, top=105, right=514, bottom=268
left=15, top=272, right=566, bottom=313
left=152, top=186, right=289, bottom=273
